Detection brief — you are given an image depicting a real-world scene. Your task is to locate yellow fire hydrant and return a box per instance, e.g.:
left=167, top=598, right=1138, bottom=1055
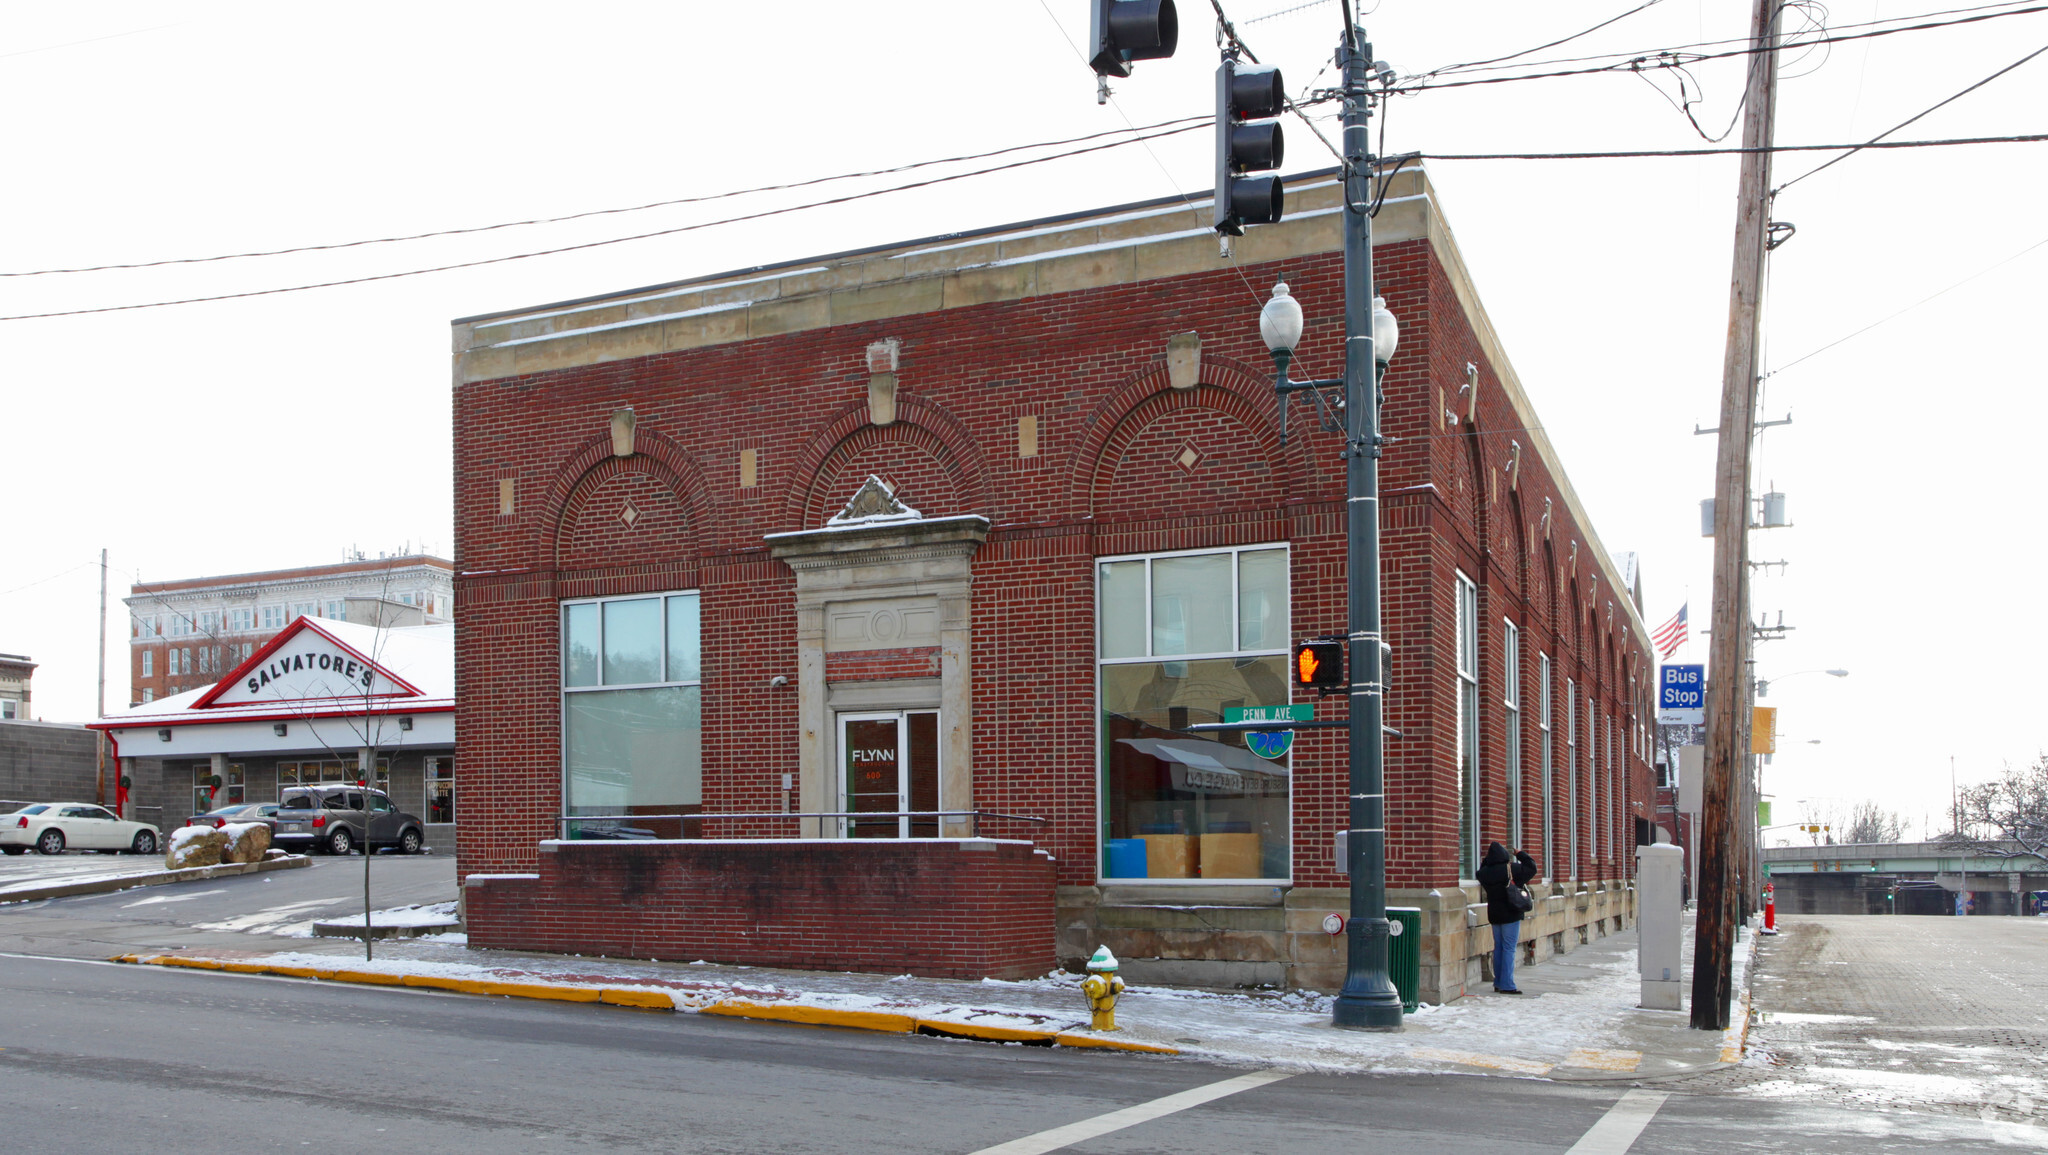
left=1081, top=945, right=1126, bottom=1031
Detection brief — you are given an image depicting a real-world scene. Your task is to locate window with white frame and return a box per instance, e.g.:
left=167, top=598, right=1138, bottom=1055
left=261, top=605, right=284, bottom=630
left=141, top=650, right=153, bottom=678
left=1097, top=544, right=1291, bottom=881
left=167, top=614, right=192, bottom=638
left=230, top=607, right=254, bottom=632
left=1539, top=652, right=1552, bottom=879
left=0, top=700, right=16, bottom=720
left=198, top=610, right=220, bottom=635
left=1607, top=712, right=1618, bottom=858
left=324, top=599, right=347, bottom=620
left=1566, top=676, right=1579, bottom=879
left=134, top=614, right=157, bottom=638
left=1455, top=573, right=1480, bottom=877
left=561, top=592, right=702, bottom=832
left=290, top=602, right=315, bottom=622
left=197, top=647, right=211, bottom=675
left=1504, top=621, right=1521, bottom=852
left=1586, top=690, right=1597, bottom=863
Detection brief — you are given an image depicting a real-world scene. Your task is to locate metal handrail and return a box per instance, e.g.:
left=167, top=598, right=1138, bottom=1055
left=556, top=809, right=1048, bottom=840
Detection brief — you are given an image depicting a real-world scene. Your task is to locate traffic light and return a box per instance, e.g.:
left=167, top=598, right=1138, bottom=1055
left=1294, top=639, right=1344, bottom=689
left=1089, top=0, right=1179, bottom=78
left=1214, top=56, right=1287, bottom=236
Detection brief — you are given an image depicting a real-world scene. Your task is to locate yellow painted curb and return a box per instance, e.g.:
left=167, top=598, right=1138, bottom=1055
left=916, top=1018, right=1058, bottom=1044
left=1718, top=985, right=1753, bottom=1064
left=600, top=988, right=676, bottom=1010
left=326, top=969, right=410, bottom=986
left=475, top=980, right=601, bottom=1003
left=105, top=955, right=1177, bottom=1056
left=701, top=998, right=916, bottom=1034
left=1053, top=1032, right=1180, bottom=1054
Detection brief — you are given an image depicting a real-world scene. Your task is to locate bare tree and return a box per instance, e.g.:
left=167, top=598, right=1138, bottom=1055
left=1943, top=754, right=2048, bottom=861
left=1839, top=800, right=1905, bottom=845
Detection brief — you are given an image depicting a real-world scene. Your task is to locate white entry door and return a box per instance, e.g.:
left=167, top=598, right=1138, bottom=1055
left=838, top=710, right=940, bottom=838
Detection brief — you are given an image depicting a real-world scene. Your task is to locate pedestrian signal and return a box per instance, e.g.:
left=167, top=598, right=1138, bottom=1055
left=1293, top=640, right=1344, bottom=688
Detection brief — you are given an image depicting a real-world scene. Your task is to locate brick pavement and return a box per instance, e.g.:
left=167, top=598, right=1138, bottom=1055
left=1679, top=913, right=2048, bottom=1124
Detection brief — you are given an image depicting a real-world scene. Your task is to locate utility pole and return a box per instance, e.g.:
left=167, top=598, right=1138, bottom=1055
left=96, top=548, right=108, bottom=809
left=1692, top=0, right=1780, bottom=1032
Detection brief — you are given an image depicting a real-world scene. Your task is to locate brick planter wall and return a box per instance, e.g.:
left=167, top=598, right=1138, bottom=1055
left=465, top=838, right=1057, bottom=981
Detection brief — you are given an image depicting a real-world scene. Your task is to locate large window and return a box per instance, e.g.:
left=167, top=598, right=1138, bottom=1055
left=230, top=607, right=254, bottom=632
left=1503, top=621, right=1521, bottom=853
left=425, top=757, right=455, bottom=823
left=1566, top=676, right=1579, bottom=880
left=1539, top=652, right=1552, bottom=880
left=561, top=592, right=702, bottom=834
left=141, top=650, right=153, bottom=678
left=1097, top=545, right=1290, bottom=881
left=1455, top=573, right=1480, bottom=878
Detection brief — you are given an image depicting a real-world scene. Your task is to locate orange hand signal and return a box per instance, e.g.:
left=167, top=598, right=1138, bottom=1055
left=1298, top=646, right=1320, bottom=684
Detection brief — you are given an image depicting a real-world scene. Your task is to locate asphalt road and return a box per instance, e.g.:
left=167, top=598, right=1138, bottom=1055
left=4, top=862, right=2042, bottom=1151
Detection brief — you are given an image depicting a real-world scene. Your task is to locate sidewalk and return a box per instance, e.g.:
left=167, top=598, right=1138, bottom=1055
left=114, top=910, right=1757, bottom=1078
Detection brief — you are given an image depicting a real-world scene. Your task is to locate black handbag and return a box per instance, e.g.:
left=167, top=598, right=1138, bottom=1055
left=1506, top=882, right=1534, bottom=913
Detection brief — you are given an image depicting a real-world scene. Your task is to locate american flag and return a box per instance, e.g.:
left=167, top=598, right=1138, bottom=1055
left=1652, top=603, right=1689, bottom=658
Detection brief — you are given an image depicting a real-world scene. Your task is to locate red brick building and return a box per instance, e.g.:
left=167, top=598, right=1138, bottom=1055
left=451, top=167, right=1657, bottom=1001
left=127, top=556, right=452, bottom=705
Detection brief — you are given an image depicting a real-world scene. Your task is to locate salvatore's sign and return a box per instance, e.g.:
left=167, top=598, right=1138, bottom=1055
left=194, top=618, right=420, bottom=709
left=244, top=649, right=374, bottom=695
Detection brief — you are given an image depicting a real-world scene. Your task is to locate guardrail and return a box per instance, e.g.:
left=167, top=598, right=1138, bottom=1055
left=555, top=810, right=1049, bottom=841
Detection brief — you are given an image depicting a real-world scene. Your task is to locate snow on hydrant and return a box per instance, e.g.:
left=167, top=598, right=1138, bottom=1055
left=1081, top=946, right=1126, bottom=1032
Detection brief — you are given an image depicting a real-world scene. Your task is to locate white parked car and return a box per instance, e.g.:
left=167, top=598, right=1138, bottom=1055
left=0, top=803, right=161, bottom=856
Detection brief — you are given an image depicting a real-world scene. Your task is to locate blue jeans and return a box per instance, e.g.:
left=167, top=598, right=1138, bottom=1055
left=1492, top=920, right=1521, bottom=991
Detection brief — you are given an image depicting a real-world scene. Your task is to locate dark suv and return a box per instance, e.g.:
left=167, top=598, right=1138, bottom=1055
left=272, top=787, right=426, bottom=856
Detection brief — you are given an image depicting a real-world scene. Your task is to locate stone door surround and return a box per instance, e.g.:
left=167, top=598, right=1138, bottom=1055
left=767, top=514, right=987, bottom=837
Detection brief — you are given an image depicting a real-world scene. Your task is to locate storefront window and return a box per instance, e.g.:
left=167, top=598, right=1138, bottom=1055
left=279, top=758, right=388, bottom=795
left=425, top=756, right=455, bottom=823
left=1098, top=546, right=1290, bottom=881
left=561, top=592, right=701, bottom=837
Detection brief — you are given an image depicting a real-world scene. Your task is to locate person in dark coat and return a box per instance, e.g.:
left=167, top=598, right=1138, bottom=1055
left=1477, top=841, right=1539, bottom=993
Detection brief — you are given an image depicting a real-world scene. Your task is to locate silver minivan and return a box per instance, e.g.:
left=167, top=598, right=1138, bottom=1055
left=271, top=787, right=426, bottom=856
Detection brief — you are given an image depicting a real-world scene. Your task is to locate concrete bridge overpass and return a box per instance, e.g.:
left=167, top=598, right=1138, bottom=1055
left=1761, top=841, right=2048, bottom=916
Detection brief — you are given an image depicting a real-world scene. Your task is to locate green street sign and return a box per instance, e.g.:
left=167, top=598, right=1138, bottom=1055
left=1224, top=703, right=1315, bottom=724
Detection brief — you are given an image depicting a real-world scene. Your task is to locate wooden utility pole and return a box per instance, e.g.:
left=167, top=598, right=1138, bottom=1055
left=1692, top=0, right=1780, bottom=1032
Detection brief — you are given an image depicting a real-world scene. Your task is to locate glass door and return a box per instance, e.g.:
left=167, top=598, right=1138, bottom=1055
left=838, top=710, right=940, bottom=838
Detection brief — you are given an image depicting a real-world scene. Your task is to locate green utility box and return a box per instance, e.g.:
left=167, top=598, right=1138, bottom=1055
left=1387, top=907, right=1421, bottom=1013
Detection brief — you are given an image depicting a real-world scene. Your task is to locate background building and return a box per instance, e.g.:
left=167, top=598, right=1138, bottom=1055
left=93, top=616, right=455, bottom=843
left=126, top=556, right=452, bottom=704
left=449, top=166, right=1657, bottom=1000
left=0, top=652, right=34, bottom=721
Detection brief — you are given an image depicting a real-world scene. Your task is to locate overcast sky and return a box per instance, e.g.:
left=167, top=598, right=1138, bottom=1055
left=4, top=1, right=2043, bottom=838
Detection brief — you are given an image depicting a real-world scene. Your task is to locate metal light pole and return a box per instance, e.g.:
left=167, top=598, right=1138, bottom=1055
left=1260, top=23, right=1402, bottom=1031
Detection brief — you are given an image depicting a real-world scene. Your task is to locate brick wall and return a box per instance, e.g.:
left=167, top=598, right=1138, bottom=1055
left=464, top=838, right=1056, bottom=980
left=450, top=219, right=1656, bottom=923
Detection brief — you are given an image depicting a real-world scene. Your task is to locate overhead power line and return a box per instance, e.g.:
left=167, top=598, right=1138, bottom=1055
left=0, top=120, right=1211, bottom=322
left=1413, top=131, right=2048, bottom=160
left=1420, top=0, right=2041, bottom=79
left=0, top=117, right=1208, bottom=280
left=1395, top=4, right=2048, bottom=93
left=1767, top=233, right=2048, bottom=376
left=1774, top=41, right=2048, bottom=193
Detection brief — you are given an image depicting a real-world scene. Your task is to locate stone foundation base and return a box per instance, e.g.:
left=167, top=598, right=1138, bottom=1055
left=1059, top=879, right=1636, bottom=1003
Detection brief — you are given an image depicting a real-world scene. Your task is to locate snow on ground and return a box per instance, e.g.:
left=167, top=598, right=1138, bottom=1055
left=136, top=923, right=1752, bottom=1078
left=316, top=900, right=460, bottom=928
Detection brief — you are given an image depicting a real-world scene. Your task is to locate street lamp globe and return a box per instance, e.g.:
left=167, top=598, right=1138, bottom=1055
left=1260, top=281, right=1304, bottom=355
left=1371, top=295, right=1398, bottom=364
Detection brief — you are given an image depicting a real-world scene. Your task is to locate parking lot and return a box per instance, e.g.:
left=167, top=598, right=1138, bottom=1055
left=0, top=850, right=459, bottom=959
